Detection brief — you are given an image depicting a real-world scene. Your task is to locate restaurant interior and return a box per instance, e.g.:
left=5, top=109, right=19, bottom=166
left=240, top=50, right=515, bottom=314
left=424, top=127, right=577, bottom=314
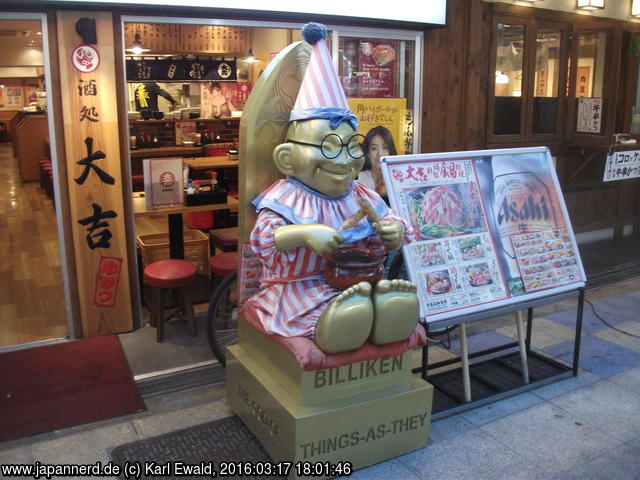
left=0, top=18, right=312, bottom=386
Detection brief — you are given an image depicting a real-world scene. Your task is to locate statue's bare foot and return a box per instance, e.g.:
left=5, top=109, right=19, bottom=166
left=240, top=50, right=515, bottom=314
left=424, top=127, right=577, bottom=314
left=315, top=282, right=373, bottom=354
left=370, top=279, right=419, bottom=345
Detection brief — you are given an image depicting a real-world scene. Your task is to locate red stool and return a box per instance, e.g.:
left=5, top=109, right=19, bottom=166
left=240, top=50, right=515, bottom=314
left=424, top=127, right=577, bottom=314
left=131, top=174, right=144, bottom=192
left=209, top=251, right=237, bottom=277
left=209, top=227, right=238, bottom=254
left=144, top=259, right=198, bottom=342
left=209, top=251, right=237, bottom=293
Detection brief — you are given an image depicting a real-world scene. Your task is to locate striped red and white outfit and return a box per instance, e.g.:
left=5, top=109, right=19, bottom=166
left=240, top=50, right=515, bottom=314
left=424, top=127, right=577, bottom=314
left=242, top=177, right=416, bottom=338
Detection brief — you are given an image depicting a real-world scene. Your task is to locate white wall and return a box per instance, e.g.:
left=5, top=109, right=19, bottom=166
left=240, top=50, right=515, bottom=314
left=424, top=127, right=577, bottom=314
left=483, top=0, right=640, bottom=22
left=250, top=27, right=289, bottom=56
left=0, top=46, right=43, bottom=67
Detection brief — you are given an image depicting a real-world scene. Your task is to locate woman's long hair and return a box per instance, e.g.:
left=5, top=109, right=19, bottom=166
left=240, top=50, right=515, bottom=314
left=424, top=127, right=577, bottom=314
left=361, top=125, right=397, bottom=170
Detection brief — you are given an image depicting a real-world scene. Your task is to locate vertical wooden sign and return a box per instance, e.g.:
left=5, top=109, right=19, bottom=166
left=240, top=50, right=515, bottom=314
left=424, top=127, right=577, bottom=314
left=57, top=11, right=133, bottom=336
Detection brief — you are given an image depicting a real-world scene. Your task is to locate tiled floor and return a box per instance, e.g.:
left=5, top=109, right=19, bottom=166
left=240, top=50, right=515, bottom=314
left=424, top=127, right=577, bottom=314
left=1, top=277, right=639, bottom=480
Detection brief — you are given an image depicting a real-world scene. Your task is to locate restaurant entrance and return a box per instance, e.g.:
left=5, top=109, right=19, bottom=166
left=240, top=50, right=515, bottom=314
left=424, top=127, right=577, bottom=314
left=116, top=15, right=424, bottom=387
left=0, top=14, right=70, bottom=350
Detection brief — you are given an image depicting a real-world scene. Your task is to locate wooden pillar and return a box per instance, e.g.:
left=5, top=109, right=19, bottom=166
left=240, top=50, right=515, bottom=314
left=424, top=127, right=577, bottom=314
left=56, top=11, right=133, bottom=336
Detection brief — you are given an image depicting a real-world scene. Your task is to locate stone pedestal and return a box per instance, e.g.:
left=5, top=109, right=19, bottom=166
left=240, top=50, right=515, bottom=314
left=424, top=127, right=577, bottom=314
left=226, top=319, right=433, bottom=477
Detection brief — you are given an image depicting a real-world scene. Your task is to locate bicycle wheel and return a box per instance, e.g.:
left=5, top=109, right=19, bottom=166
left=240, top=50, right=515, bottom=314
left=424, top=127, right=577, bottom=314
left=388, top=249, right=408, bottom=280
left=206, top=270, right=239, bottom=367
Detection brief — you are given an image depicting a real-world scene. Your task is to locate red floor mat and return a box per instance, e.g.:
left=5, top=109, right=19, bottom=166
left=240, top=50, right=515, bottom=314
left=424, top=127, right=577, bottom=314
left=0, top=336, right=145, bottom=442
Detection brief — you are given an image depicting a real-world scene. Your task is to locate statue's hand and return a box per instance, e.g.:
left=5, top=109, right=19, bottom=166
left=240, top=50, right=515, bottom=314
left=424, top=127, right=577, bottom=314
left=274, top=224, right=344, bottom=255
left=372, top=221, right=405, bottom=251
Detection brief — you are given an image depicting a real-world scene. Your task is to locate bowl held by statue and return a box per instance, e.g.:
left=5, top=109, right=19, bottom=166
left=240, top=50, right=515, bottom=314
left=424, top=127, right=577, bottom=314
left=324, top=247, right=384, bottom=290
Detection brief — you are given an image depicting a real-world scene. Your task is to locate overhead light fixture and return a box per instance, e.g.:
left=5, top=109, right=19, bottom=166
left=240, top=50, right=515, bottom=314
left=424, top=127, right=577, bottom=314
left=632, top=0, right=640, bottom=17
left=126, top=33, right=149, bottom=55
left=241, top=28, right=260, bottom=63
left=576, top=0, right=605, bottom=11
left=495, top=71, right=510, bottom=84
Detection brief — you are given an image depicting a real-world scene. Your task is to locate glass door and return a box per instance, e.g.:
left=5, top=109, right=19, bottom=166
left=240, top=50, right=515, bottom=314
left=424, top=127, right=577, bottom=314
left=0, top=12, right=72, bottom=349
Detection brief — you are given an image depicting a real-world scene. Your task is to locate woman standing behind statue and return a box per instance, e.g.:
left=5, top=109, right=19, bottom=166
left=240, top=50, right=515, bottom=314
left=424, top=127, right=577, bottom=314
left=201, top=82, right=237, bottom=118
left=358, top=125, right=398, bottom=197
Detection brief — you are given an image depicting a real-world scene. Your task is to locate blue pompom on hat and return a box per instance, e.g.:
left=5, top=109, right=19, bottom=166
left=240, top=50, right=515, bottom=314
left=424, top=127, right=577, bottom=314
left=290, top=22, right=357, bottom=130
left=301, top=23, right=328, bottom=45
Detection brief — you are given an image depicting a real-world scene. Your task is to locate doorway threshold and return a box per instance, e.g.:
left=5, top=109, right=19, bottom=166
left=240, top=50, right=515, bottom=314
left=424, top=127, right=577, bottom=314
left=135, top=360, right=225, bottom=399
left=0, top=336, right=69, bottom=354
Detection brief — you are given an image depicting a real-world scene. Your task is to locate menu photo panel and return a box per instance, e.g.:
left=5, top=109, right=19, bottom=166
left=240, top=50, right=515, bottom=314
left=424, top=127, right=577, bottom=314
left=381, top=147, right=586, bottom=323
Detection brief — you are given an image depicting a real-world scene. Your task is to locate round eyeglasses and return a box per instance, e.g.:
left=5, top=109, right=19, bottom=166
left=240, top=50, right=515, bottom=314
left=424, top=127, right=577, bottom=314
left=286, top=134, right=365, bottom=160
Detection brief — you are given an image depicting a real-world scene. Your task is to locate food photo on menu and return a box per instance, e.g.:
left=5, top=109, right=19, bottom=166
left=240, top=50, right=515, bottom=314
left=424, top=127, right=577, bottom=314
left=417, top=243, right=447, bottom=267
left=406, top=182, right=486, bottom=241
left=458, top=235, right=486, bottom=261
left=425, top=270, right=454, bottom=296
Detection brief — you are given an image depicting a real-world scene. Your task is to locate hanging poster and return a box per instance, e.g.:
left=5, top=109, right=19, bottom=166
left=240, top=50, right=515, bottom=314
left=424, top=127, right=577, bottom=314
left=175, top=120, right=196, bottom=145
left=348, top=98, right=406, bottom=154
left=358, top=40, right=398, bottom=98
left=5, top=86, right=23, bottom=108
left=382, top=147, right=586, bottom=323
left=603, top=150, right=640, bottom=181
left=576, top=97, right=603, bottom=134
left=25, top=84, right=39, bottom=105
left=199, top=82, right=247, bottom=117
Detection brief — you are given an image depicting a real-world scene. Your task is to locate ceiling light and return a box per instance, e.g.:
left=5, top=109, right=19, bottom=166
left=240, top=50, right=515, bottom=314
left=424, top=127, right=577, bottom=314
left=576, top=0, right=605, bottom=11
left=241, top=48, right=260, bottom=63
left=495, top=71, right=510, bottom=84
left=126, top=33, right=149, bottom=55
left=241, top=28, right=260, bottom=64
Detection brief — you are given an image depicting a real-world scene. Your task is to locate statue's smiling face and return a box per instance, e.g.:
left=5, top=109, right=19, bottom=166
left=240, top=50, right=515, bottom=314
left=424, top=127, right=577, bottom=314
left=275, top=119, right=364, bottom=197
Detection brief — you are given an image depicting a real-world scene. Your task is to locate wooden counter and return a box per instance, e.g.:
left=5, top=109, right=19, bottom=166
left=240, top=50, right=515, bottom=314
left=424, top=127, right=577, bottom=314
left=14, top=113, right=49, bottom=181
left=133, top=194, right=238, bottom=216
left=184, top=156, right=239, bottom=170
left=129, top=145, right=203, bottom=159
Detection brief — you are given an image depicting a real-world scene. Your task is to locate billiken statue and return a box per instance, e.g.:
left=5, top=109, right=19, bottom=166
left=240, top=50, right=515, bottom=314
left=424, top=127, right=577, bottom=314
left=242, top=23, right=420, bottom=354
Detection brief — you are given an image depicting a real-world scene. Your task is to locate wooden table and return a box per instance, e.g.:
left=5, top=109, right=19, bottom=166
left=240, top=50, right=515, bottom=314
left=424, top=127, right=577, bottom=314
left=184, top=156, right=239, bottom=170
left=133, top=194, right=238, bottom=258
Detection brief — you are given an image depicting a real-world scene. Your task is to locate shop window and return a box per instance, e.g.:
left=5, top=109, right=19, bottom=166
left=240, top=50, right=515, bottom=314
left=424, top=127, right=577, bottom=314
left=493, top=23, right=525, bottom=136
left=566, top=22, right=622, bottom=144
left=488, top=16, right=569, bottom=145
left=336, top=33, right=419, bottom=156
left=532, top=29, right=563, bottom=134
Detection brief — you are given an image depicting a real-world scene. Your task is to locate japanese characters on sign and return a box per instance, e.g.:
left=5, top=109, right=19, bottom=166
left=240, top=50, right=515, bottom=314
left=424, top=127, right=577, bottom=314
left=382, top=148, right=586, bottom=323
left=576, top=97, right=603, bottom=134
left=125, top=58, right=237, bottom=82
left=603, top=150, right=640, bottom=181
left=71, top=34, right=121, bottom=309
left=348, top=98, right=407, bottom=155
left=93, top=256, right=123, bottom=307
left=387, top=159, right=509, bottom=318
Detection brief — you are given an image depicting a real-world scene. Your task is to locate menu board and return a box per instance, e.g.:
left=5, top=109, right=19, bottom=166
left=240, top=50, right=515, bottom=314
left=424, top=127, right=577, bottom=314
left=381, top=147, right=586, bottom=323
